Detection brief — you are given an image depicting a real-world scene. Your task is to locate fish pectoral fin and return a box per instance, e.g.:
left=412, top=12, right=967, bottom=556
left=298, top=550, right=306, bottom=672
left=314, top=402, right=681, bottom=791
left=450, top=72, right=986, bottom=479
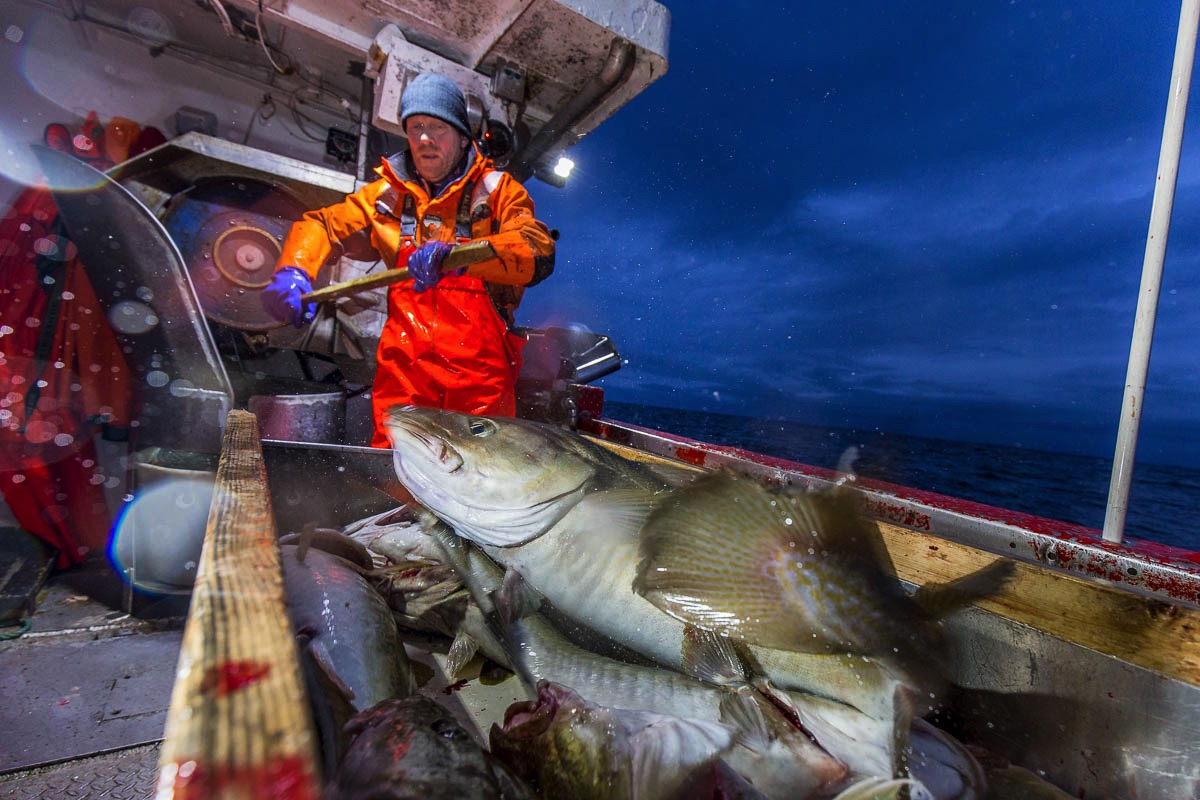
left=584, top=486, right=661, bottom=536
left=625, top=715, right=737, bottom=798
left=680, top=625, right=748, bottom=685
left=496, top=566, right=541, bottom=625
left=634, top=472, right=856, bottom=653
left=890, top=684, right=916, bottom=782
left=717, top=687, right=772, bottom=751
left=907, top=718, right=986, bottom=800
left=307, top=638, right=356, bottom=703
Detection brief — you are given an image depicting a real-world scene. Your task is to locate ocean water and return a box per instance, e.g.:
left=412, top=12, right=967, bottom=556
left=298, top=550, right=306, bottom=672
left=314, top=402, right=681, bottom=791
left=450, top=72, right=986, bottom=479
left=602, top=401, right=1200, bottom=553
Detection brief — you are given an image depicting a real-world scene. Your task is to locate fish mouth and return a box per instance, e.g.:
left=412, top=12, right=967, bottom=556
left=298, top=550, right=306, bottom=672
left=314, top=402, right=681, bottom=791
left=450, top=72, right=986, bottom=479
left=500, top=681, right=561, bottom=737
left=387, top=419, right=464, bottom=473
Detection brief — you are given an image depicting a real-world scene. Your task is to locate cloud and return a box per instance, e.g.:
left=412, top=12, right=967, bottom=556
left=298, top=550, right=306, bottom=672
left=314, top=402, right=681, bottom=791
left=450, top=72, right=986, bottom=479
left=522, top=0, right=1200, bottom=466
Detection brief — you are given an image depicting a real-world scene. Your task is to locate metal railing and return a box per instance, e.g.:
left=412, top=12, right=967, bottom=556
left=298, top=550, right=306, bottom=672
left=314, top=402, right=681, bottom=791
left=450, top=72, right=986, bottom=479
left=1103, top=0, right=1200, bottom=543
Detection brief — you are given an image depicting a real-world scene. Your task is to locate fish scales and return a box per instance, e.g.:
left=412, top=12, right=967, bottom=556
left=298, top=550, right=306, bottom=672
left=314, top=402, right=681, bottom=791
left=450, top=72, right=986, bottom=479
left=451, top=535, right=737, bottom=722
left=478, top=493, right=694, bottom=671
left=422, top=527, right=849, bottom=799
left=384, top=410, right=964, bottom=729
left=382, top=407, right=989, bottom=799
left=383, top=407, right=927, bottom=707
left=280, top=541, right=416, bottom=774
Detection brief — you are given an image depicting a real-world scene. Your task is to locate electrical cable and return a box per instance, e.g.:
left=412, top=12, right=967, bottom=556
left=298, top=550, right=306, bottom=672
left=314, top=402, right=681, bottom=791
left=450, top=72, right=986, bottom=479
left=205, top=0, right=236, bottom=38
left=256, top=0, right=294, bottom=76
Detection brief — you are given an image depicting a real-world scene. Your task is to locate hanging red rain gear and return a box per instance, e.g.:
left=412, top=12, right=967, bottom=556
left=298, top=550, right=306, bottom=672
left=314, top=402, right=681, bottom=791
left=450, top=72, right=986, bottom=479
left=275, top=144, right=555, bottom=446
left=0, top=188, right=134, bottom=566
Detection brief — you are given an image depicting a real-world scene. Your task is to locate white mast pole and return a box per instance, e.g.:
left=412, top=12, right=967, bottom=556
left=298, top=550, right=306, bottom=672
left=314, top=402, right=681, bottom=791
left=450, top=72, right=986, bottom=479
left=1103, top=0, right=1200, bottom=543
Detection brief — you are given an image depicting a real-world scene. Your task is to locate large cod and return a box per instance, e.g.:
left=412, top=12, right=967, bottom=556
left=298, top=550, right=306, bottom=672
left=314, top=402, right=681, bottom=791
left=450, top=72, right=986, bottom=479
left=383, top=406, right=998, bottom=797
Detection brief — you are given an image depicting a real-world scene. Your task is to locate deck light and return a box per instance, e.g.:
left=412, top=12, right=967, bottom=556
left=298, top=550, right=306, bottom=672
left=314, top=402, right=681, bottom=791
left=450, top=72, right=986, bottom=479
left=553, top=156, right=575, bottom=179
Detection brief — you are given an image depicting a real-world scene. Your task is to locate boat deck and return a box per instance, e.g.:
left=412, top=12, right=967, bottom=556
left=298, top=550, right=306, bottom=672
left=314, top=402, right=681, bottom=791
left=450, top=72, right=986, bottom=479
left=0, top=557, right=187, bottom=799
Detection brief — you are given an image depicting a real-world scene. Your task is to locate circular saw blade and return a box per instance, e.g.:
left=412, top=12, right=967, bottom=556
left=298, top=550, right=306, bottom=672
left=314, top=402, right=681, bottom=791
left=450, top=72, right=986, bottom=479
left=162, top=177, right=308, bottom=331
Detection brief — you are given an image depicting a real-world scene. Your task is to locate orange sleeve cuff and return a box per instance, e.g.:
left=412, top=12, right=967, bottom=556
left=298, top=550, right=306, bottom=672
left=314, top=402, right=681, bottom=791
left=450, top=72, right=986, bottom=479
left=276, top=218, right=333, bottom=279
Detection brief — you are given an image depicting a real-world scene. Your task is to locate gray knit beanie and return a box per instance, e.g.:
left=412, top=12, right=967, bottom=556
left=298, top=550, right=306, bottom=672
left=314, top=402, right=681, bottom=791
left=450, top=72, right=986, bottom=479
left=400, top=73, right=471, bottom=138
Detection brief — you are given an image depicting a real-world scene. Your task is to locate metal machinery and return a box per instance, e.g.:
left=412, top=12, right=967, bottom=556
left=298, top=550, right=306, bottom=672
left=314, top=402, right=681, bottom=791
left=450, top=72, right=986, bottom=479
left=33, top=0, right=667, bottom=453
left=2, top=4, right=663, bottom=785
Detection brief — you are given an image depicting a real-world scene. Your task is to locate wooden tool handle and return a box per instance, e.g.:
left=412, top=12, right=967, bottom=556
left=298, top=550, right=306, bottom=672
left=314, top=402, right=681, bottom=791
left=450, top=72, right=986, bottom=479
left=299, top=240, right=496, bottom=304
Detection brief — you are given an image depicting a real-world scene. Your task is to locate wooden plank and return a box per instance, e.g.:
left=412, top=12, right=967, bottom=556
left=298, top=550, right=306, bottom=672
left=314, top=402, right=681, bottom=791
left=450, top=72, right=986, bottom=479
left=156, top=410, right=320, bottom=800
left=877, top=520, right=1200, bottom=687
left=589, top=435, right=706, bottom=470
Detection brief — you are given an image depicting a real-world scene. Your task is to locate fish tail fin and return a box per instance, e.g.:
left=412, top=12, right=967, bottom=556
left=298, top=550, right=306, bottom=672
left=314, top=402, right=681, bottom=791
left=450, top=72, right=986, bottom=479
left=445, top=631, right=481, bottom=679
left=427, top=524, right=539, bottom=696
left=912, top=559, right=1016, bottom=618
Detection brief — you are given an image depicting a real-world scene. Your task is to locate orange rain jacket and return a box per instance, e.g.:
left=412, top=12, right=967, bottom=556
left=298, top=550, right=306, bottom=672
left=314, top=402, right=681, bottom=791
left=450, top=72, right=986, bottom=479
left=276, top=144, right=555, bottom=446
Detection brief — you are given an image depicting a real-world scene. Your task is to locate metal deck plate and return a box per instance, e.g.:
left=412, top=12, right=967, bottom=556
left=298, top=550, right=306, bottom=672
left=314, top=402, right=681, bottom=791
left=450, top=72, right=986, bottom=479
left=0, top=743, right=160, bottom=800
left=0, top=571, right=184, bottom=775
left=0, top=628, right=181, bottom=773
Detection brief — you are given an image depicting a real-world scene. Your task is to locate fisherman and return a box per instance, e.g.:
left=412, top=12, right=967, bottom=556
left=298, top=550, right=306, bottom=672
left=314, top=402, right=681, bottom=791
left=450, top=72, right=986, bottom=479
left=0, top=114, right=153, bottom=570
left=262, top=72, right=556, bottom=447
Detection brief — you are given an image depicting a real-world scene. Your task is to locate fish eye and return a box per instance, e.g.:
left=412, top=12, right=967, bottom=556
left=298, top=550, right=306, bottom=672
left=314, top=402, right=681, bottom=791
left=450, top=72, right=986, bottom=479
left=468, top=418, right=497, bottom=438
left=432, top=718, right=469, bottom=740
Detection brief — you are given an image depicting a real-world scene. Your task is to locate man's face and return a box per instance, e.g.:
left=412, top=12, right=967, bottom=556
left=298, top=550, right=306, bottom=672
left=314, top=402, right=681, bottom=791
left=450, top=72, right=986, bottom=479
left=406, top=115, right=467, bottom=183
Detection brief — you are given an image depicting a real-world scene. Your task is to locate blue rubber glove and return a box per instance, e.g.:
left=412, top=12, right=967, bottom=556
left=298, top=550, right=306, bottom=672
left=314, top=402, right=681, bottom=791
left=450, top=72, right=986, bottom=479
left=262, top=266, right=316, bottom=327
left=408, top=241, right=456, bottom=293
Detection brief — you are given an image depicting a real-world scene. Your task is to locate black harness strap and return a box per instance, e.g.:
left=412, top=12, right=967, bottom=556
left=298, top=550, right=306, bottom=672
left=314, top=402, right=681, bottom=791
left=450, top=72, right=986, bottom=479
left=21, top=218, right=70, bottom=433
left=455, top=179, right=477, bottom=240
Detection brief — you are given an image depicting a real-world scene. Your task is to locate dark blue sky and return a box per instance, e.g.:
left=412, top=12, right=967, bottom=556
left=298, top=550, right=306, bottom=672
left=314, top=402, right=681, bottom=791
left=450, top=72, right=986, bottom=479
left=520, top=1, right=1200, bottom=468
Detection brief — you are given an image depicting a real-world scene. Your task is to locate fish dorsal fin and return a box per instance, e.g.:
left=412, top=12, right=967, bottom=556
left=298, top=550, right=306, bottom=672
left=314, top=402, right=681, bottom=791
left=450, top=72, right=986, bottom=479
left=281, top=526, right=375, bottom=570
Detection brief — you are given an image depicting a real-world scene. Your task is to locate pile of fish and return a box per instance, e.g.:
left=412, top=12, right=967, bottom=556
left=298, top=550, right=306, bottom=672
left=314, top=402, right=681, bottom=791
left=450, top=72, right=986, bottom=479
left=279, top=406, right=1071, bottom=799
